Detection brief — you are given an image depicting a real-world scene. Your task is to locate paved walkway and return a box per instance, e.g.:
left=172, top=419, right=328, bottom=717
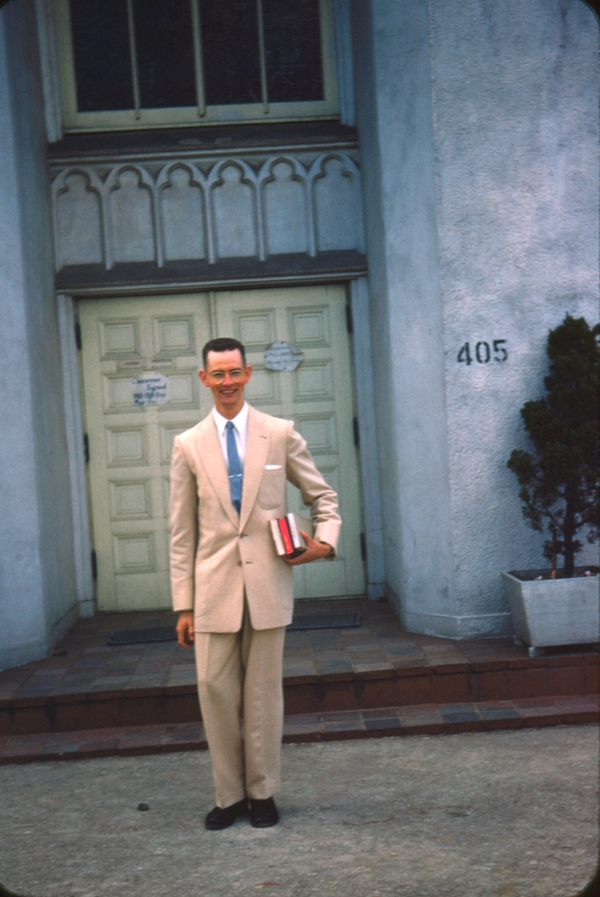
left=0, top=726, right=597, bottom=897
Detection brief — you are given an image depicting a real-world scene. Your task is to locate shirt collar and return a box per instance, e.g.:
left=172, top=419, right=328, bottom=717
left=212, top=402, right=248, bottom=436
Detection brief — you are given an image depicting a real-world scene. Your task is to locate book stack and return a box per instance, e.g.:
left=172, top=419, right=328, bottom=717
left=270, top=512, right=314, bottom=558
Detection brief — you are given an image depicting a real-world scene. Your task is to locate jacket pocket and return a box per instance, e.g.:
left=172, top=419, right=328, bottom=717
left=257, top=468, right=286, bottom=509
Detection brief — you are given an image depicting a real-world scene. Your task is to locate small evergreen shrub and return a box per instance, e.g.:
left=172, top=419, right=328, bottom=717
left=507, top=314, right=600, bottom=577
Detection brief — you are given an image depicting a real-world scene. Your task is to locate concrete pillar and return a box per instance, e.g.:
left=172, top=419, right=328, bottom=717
left=0, top=0, right=78, bottom=669
left=351, top=0, right=457, bottom=636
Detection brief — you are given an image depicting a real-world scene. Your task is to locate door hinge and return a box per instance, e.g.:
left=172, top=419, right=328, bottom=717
left=353, top=417, right=360, bottom=447
left=91, top=550, right=98, bottom=581
left=83, top=433, right=90, bottom=463
left=74, top=321, right=82, bottom=351
left=360, top=532, right=367, bottom=561
left=345, top=302, right=353, bottom=334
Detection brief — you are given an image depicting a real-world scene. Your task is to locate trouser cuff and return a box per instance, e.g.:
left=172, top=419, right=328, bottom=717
left=247, top=780, right=281, bottom=800
left=218, top=788, right=247, bottom=809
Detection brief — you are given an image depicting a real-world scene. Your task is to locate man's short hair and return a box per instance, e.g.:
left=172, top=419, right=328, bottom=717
left=202, top=337, right=246, bottom=368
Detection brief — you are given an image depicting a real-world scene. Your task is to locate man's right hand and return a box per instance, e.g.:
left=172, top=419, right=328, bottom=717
left=176, top=611, right=195, bottom=647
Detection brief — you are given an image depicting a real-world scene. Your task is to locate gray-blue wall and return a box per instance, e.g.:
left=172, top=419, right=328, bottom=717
left=353, top=0, right=599, bottom=636
left=431, top=0, right=599, bottom=631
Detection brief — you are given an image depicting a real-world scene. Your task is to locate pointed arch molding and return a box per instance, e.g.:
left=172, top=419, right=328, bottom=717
left=50, top=151, right=364, bottom=273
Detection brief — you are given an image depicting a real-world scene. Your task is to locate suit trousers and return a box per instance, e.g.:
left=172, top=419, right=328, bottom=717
left=194, top=601, right=286, bottom=809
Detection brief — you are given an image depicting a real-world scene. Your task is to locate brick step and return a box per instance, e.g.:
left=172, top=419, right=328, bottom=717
left=0, top=694, right=597, bottom=765
left=1, top=653, right=597, bottom=738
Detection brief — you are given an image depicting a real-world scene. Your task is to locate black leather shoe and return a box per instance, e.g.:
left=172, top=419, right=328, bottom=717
left=205, top=798, right=248, bottom=831
left=249, top=797, right=279, bottom=828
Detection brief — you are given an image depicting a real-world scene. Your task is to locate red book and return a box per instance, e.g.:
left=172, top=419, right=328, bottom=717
left=278, top=517, right=295, bottom=556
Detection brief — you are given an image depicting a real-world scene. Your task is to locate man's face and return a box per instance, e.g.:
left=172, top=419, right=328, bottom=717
left=199, top=349, right=252, bottom=418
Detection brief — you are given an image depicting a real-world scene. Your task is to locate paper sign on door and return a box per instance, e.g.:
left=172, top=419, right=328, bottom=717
left=132, top=373, right=170, bottom=406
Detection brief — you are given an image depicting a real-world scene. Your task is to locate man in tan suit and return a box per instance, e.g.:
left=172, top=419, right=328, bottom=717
left=170, top=337, right=341, bottom=830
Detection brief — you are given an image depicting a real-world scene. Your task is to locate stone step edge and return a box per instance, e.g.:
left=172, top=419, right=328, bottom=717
left=2, top=652, right=598, bottom=709
left=0, top=695, right=597, bottom=766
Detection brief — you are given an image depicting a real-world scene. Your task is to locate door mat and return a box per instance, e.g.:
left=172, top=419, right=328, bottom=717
left=107, top=613, right=361, bottom=646
left=287, top=612, right=361, bottom=631
left=107, top=627, right=177, bottom=646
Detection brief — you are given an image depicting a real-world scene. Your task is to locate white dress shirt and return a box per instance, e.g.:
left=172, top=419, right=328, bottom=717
left=212, top=402, right=248, bottom=469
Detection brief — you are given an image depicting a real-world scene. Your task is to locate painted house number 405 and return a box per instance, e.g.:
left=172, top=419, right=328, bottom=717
left=457, top=339, right=508, bottom=365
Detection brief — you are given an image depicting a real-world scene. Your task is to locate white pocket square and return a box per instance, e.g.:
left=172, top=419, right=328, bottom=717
left=264, top=464, right=282, bottom=470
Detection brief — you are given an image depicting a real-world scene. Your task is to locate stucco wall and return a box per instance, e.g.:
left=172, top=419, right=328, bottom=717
left=428, top=0, right=600, bottom=631
left=0, top=0, right=78, bottom=669
left=353, top=0, right=598, bottom=637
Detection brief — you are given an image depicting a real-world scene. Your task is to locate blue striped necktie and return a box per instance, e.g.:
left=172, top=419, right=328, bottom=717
left=225, top=420, right=243, bottom=513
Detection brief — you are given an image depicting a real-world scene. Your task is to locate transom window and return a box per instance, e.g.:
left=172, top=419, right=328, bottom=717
left=56, top=0, right=338, bottom=131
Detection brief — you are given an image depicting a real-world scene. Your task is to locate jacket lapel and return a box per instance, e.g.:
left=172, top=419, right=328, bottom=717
left=196, top=414, right=239, bottom=528
left=239, top=406, right=270, bottom=531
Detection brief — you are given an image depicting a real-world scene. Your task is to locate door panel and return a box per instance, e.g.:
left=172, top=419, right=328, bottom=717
left=79, top=294, right=213, bottom=611
left=79, top=285, right=364, bottom=611
left=215, top=285, right=364, bottom=599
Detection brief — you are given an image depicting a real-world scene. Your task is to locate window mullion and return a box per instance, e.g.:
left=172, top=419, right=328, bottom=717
left=126, top=0, right=142, bottom=118
left=256, top=0, right=269, bottom=113
left=191, top=0, right=206, bottom=117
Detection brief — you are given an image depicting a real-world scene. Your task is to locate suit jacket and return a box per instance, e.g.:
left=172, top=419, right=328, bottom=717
left=169, top=404, right=341, bottom=632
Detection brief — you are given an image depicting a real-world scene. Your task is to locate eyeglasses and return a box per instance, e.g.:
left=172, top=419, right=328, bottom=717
left=207, top=369, right=245, bottom=383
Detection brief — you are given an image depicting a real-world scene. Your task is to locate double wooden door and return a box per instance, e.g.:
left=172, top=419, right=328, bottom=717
left=79, top=285, right=364, bottom=611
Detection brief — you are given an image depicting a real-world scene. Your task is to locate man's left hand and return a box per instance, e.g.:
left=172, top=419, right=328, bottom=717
left=284, top=531, right=333, bottom=566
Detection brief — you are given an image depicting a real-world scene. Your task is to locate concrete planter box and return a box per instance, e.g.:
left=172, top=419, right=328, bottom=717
left=502, top=568, right=599, bottom=656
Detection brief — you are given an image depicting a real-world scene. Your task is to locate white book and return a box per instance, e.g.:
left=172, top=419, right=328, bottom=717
left=269, top=518, right=286, bottom=556
left=286, top=512, right=314, bottom=551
